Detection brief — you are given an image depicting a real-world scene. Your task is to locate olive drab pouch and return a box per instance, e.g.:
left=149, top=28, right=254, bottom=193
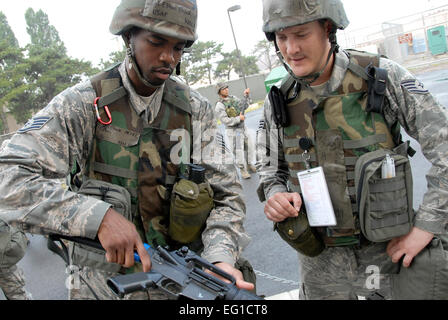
left=391, top=235, right=448, bottom=300
left=70, top=179, right=133, bottom=273
left=235, top=257, right=257, bottom=294
left=316, top=130, right=356, bottom=234
left=169, top=179, right=214, bottom=244
left=355, top=144, right=414, bottom=242
left=0, top=218, right=28, bottom=268
left=274, top=212, right=324, bottom=257
left=225, top=106, right=238, bottom=118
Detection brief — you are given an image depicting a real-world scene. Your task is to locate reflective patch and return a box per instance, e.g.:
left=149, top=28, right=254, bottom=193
left=18, top=116, right=52, bottom=133
left=401, top=79, right=429, bottom=94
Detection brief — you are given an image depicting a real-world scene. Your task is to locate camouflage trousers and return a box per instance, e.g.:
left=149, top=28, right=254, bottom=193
left=298, top=241, right=398, bottom=300
left=225, top=125, right=254, bottom=169
left=0, top=265, right=32, bottom=300
left=69, top=266, right=176, bottom=300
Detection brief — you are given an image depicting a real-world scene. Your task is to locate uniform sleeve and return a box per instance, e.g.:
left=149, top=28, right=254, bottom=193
left=381, top=58, right=448, bottom=235
left=0, top=82, right=111, bottom=239
left=191, top=92, right=250, bottom=266
left=215, top=101, right=241, bottom=127
left=255, top=96, right=290, bottom=202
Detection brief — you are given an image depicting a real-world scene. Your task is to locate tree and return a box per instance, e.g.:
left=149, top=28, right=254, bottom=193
left=0, top=11, right=25, bottom=133
left=214, top=50, right=240, bottom=81
left=181, top=41, right=223, bottom=85
left=252, top=39, right=280, bottom=72
left=234, top=54, right=259, bottom=78
left=25, top=8, right=66, bottom=54
left=99, top=45, right=127, bottom=70
left=1, top=9, right=98, bottom=124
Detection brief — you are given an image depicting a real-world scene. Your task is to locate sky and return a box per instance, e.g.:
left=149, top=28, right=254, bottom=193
left=0, top=0, right=446, bottom=66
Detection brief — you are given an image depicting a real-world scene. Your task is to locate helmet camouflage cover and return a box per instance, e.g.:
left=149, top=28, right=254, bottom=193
left=262, top=0, right=349, bottom=40
left=110, top=0, right=198, bottom=46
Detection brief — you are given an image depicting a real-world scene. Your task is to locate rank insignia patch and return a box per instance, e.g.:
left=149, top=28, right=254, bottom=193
left=18, top=116, right=52, bottom=133
left=401, top=79, right=429, bottom=94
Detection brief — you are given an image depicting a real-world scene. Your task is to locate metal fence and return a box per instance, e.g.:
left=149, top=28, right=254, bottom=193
left=338, top=5, right=448, bottom=64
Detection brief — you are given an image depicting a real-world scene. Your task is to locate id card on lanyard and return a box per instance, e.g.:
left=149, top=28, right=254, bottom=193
left=297, top=167, right=337, bottom=227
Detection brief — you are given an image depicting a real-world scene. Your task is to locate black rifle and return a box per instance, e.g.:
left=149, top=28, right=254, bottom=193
left=48, top=234, right=263, bottom=301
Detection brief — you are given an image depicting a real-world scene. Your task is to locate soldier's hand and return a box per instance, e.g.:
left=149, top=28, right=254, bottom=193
left=97, top=208, right=151, bottom=272
left=239, top=113, right=245, bottom=121
left=244, top=88, right=250, bottom=96
left=386, top=227, right=434, bottom=268
left=264, top=192, right=302, bottom=223
left=207, top=262, right=255, bottom=291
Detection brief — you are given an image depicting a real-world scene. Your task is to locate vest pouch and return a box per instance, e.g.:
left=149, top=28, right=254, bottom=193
left=392, top=235, right=448, bottom=299
left=316, top=130, right=356, bottom=238
left=71, top=179, right=133, bottom=273
left=0, top=218, right=28, bottom=268
left=169, top=179, right=214, bottom=244
left=274, top=213, right=325, bottom=257
left=355, top=146, right=414, bottom=242
left=226, top=106, right=238, bottom=118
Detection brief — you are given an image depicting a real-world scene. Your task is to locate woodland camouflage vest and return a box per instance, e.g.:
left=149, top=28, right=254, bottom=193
left=88, top=65, right=193, bottom=249
left=282, top=50, right=396, bottom=247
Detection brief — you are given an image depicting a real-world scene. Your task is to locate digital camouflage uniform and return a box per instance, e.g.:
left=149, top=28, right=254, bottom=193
left=0, top=60, right=249, bottom=301
left=215, top=94, right=255, bottom=176
left=0, top=217, right=32, bottom=300
left=256, top=49, right=448, bottom=299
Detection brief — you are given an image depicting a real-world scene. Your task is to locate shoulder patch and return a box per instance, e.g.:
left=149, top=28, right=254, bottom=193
left=401, top=79, right=429, bottom=94
left=18, top=116, right=52, bottom=133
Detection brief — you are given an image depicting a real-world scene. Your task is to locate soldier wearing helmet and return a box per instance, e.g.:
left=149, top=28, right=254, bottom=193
left=215, top=83, right=256, bottom=179
left=0, top=0, right=255, bottom=300
left=256, top=0, right=448, bottom=299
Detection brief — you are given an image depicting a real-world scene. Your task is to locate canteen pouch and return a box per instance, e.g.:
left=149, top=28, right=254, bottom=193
left=274, top=212, right=324, bottom=257
left=355, top=144, right=414, bottom=242
left=392, top=235, right=448, bottom=300
left=169, top=179, right=214, bottom=244
left=70, top=179, right=133, bottom=273
left=0, top=219, right=28, bottom=268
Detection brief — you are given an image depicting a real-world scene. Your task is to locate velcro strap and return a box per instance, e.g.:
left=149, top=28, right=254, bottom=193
left=371, top=212, right=409, bottom=230
left=370, top=179, right=406, bottom=193
left=343, top=134, right=387, bottom=149
left=370, top=197, right=407, bottom=212
left=97, top=87, right=127, bottom=108
left=93, top=162, right=138, bottom=180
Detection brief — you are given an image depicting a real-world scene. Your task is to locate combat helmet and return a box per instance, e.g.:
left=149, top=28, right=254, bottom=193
left=216, top=83, right=229, bottom=95
left=262, top=0, right=350, bottom=86
left=110, top=0, right=198, bottom=47
left=110, top=0, right=198, bottom=88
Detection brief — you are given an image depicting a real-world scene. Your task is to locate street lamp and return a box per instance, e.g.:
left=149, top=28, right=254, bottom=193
left=227, top=5, right=249, bottom=91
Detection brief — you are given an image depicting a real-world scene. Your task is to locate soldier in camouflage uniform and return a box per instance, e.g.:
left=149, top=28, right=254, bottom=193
left=215, top=83, right=256, bottom=179
left=0, top=0, right=254, bottom=300
left=257, top=0, right=448, bottom=299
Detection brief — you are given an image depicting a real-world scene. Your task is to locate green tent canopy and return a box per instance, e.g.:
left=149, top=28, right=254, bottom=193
left=264, top=66, right=288, bottom=93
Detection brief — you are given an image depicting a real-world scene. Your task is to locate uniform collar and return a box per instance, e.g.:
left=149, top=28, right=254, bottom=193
left=308, top=50, right=350, bottom=97
left=118, top=58, right=165, bottom=124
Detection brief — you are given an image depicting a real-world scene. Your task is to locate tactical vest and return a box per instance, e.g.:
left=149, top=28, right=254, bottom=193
left=281, top=50, right=397, bottom=247
left=220, top=96, right=241, bottom=118
left=71, top=65, right=208, bottom=273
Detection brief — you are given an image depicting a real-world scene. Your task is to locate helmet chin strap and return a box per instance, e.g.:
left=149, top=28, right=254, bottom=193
left=275, top=28, right=339, bottom=88
left=123, top=36, right=163, bottom=90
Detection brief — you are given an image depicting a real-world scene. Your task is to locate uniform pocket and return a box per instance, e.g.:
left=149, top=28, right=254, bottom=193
left=355, top=145, right=414, bottom=242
